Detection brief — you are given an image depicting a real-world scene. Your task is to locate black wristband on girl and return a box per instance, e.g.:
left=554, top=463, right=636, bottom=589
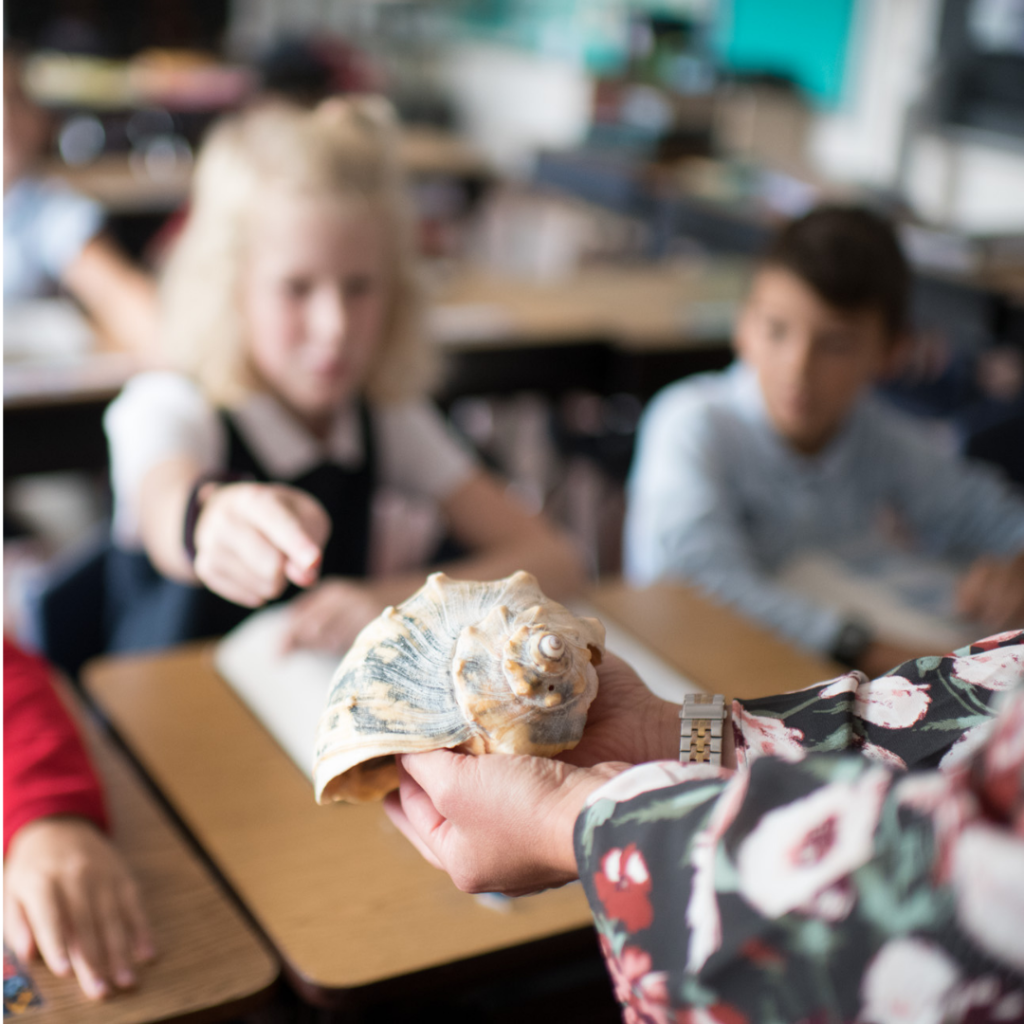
left=182, top=472, right=251, bottom=565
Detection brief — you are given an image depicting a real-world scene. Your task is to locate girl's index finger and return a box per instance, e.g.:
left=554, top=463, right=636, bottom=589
left=251, top=497, right=324, bottom=575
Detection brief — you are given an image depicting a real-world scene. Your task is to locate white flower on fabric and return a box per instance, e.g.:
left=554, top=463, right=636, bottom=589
left=859, top=742, right=907, bottom=770
left=854, top=675, right=931, bottom=729
left=819, top=672, right=864, bottom=699
left=939, top=721, right=995, bottom=772
left=732, top=704, right=807, bottom=767
left=796, top=878, right=856, bottom=922
left=736, top=767, right=890, bottom=918
left=686, top=769, right=751, bottom=972
left=951, top=645, right=1024, bottom=691
left=858, top=938, right=961, bottom=1024
left=951, top=823, right=1024, bottom=972
left=585, top=760, right=729, bottom=809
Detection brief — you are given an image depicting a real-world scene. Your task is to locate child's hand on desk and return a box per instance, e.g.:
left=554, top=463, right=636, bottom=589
left=193, top=482, right=331, bottom=607
left=384, top=750, right=624, bottom=897
left=3, top=817, right=155, bottom=1000
left=280, top=578, right=384, bottom=654
left=958, top=552, right=1024, bottom=631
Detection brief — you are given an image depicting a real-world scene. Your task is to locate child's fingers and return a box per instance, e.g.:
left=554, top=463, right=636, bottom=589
left=67, top=943, right=110, bottom=1001
left=118, top=878, right=156, bottom=965
left=199, top=543, right=286, bottom=608
left=96, top=889, right=136, bottom=990
left=62, top=889, right=109, bottom=999
left=3, top=897, right=39, bottom=967
left=956, top=562, right=989, bottom=618
left=282, top=592, right=337, bottom=651
left=252, top=492, right=326, bottom=577
left=224, top=523, right=290, bottom=597
left=20, top=882, right=71, bottom=978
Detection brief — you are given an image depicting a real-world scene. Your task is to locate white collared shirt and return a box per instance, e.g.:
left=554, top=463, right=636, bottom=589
left=624, top=361, right=1024, bottom=655
left=104, top=372, right=478, bottom=557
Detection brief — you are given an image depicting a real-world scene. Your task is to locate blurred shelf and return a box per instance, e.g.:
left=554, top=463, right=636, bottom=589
left=41, top=127, right=493, bottom=215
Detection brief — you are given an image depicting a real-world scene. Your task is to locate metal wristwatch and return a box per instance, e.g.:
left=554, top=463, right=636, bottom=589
left=679, top=693, right=725, bottom=766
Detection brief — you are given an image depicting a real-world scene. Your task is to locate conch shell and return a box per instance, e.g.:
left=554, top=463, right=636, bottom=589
left=313, top=571, right=604, bottom=804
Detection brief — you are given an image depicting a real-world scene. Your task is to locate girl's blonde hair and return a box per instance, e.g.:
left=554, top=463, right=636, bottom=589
left=159, top=97, right=434, bottom=407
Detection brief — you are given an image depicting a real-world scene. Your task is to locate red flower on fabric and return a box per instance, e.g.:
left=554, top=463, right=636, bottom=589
left=594, top=844, right=654, bottom=932
left=970, top=630, right=1024, bottom=653
left=598, top=935, right=672, bottom=1024
left=676, top=1002, right=749, bottom=1024
left=739, top=937, right=785, bottom=968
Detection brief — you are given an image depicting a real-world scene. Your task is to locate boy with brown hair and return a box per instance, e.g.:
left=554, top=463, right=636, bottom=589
left=624, top=206, right=1024, bottom=676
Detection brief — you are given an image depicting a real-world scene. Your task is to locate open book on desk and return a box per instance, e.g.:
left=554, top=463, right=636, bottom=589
left=214, top=600, right=702, bottom=781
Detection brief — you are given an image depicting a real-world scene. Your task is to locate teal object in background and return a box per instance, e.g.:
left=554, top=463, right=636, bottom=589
left=714, top=0, right=856, bottom=105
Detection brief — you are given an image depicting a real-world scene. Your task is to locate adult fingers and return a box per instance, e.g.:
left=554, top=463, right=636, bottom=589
left=396, top=749, right=471, bottom=818
left=383, top=791, right=444, bottom=870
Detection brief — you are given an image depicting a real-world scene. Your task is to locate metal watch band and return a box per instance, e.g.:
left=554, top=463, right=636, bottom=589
left=679, top=693, right=725, bottom=766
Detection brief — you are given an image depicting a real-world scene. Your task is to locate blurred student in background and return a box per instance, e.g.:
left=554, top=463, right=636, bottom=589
left=103, top=98, right=585, bottom=654
left=625, top=207, right=1024, bottom=677
left=3, top=51, right=158, bottom=354
left=4, top=640, right=155, bottom=1000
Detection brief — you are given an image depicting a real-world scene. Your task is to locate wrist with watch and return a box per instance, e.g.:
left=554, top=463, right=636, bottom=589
left=679, top=693, right=726, bottom=766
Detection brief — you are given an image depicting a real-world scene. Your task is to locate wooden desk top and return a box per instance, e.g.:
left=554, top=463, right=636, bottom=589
left=588, top=579, right=842, bottom=701
left=18, top=679, right=278, bottom=1024
left=83, top=644, right=595, bottom=1006
left=431, top=258, right=750, bottom=352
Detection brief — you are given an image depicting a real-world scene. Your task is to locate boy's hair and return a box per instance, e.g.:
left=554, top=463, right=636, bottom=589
left=159, top=97, right=434, bottom=407
left=762, top=205, right=910, bottom=337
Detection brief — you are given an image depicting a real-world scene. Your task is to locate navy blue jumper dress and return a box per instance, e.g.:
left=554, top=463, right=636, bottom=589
left=105, top=404, right=376, bottom=653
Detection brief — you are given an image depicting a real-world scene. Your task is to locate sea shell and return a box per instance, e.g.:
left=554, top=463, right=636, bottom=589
left=313, top=570, right=605, bottom=804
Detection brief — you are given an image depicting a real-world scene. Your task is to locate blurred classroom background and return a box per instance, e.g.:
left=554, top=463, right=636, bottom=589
left=5, top=2, right=1024, bottom=1021
left=6, top=0, right=1024, bottom=601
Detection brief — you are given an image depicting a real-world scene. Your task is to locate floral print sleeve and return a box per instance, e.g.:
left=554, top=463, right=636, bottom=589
left=574, top=632, right=1024, bottom=1023
left=733, top=631, right=1024, bottom=773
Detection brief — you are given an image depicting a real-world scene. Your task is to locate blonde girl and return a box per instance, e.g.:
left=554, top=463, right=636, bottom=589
left=104, top=98, right=584, bottom=653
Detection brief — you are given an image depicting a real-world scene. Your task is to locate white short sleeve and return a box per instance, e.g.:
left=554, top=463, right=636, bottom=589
left=104, top=372, right=226, bottom=548
left=375, top=401, right=478, bottom=502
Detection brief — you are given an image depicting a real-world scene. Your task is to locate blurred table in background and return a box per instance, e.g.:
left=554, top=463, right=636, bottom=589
left=9, top=677, right=278, bottom=1023
left=431, top=256, right=749, bottom=401
left=3, top=300, right=143, bottom=480
left=589, top=579, right=841, bottom=701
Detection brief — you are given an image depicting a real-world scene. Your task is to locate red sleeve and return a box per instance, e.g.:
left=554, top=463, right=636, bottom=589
left=3, top=638, right=108, bottom=856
